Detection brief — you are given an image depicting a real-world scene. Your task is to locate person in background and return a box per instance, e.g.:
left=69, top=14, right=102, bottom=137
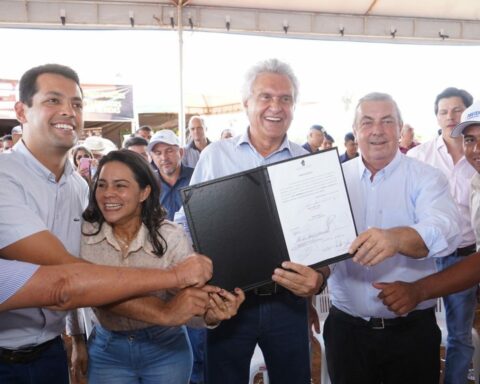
left=71, top=145, right=94, bottom=182
left=220, top=128, right=235, bottom=140
left=324, top=92, right=461, bottom=383
left=149, top=130, right=194, bottom=221
left=69, top=150, right=244, bottom=384
left=183, top=116, right=211, bottom=168
left=123, top=136, right=149, bottom=163
left=339, top=132, right=359, bottom=163
left=399, top=123, right=419, bottom=154
left=134, top=125, right=153, bottom=141
left=11, top=125, right=22, bottom=146
left=302, top=124, right=325, bottom=153
left=2, top=134, right=13, bottom=153
left=321, top=132, right=335, bottom=149
left=83, top=135, right=117, bottom=161
left=408, top=87, right=476, bottom=384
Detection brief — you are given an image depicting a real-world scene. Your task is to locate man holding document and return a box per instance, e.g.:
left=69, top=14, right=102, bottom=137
left=323, top=92, right=462, bottom=383
left=186, top=58, right=327, bottom=384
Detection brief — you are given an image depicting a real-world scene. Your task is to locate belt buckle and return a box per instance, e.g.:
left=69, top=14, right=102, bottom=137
left=370, top=317, right=385, bottom=330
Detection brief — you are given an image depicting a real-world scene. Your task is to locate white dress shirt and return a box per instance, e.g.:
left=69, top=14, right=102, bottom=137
left=408, top=135, right=476, bottom=248
left=329, top=151, right=462, bottom=319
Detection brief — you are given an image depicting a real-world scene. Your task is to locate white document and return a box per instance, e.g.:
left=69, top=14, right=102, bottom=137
left=266, top=150, right=357, bottom=266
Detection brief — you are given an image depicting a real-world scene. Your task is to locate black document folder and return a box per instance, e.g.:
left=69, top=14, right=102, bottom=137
left=180, top=148, right=357, bottom=292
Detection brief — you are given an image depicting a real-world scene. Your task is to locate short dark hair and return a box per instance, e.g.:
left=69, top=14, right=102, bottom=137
left=19, top=64, right=82, bottom=107
left=324, top=133, right=335, bottom=143
left=434, top=87, right=473, bottom=115
left=310, top=124, right=325, bottom=132
left=344, top=132, right=355, bottom=142
left=123, top=136, right=149, bottom=149
left=136, top=125, right=152, bottom=132
left=82, top=150, right=168, bottom=257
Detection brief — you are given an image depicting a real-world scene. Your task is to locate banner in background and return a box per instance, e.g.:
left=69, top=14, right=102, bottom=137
left=0, top=80, right=133, bottom=121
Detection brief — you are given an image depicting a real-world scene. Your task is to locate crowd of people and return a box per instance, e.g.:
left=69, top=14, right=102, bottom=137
left=0, top=59, right=480, bottom=384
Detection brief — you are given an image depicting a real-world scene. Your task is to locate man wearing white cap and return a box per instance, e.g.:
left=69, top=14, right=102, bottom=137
left=408, top=87, right=477, bottom=384
left=451, top=101, right=480, bottom=253
left=148, top=129, right=194, bottom=221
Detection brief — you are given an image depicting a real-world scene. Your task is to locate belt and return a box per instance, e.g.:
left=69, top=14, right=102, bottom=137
left=0, top=336, right=61, bottom=364
left=457, top=244, right=477, bottom=257
left=249, top=282, right=287, bottom=296
left=330, top=306, right=435, bottom=330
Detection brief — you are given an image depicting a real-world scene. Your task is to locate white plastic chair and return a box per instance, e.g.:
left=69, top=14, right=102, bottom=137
left=313, top=286, right=332, bottom=384
left=435, top=297, right=480, bottom=384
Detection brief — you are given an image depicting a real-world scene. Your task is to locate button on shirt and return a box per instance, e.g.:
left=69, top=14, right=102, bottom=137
left=78, top=221, right=193, bottom=332
left=471, top=173, right=480, bottom=251
left=408, top=136, right=476, bottom=248
left=159, top=165, right=194, bottom=220
left=329, top=151, right=462, bottom=320
left=0, top=141, right=89, bottom=348
left=0, top=259, right=39, bottom=304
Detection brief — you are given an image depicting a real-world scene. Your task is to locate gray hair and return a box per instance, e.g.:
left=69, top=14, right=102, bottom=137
left=241, top=58, right=299, bottom=103
left=353, top=92, right=403, bottom=127
left=188, top=115, right=206, bottom=129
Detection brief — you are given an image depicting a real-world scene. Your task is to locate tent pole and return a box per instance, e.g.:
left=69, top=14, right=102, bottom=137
left=177, top=1, right=185, bottom=146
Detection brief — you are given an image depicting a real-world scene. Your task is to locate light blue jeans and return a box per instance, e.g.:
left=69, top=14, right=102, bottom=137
left=87, top=324, right=193, bottom=384
left=437, top=252, right=478, bottom=384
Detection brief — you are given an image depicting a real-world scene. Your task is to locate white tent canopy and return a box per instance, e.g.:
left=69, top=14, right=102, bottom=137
left=1, top=0, right=480, bottom=45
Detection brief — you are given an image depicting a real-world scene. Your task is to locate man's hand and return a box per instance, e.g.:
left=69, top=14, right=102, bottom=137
left=272, top=262, right=323, bottom=297
left=350, top=228, right=399, bottom=266
left=163, top=287, right=213, bottom=326
left=172, top=253, right=213, bottom=288
left=204, top=288, right=246, bottom=325
left=373, top=281, right=424, bottom=316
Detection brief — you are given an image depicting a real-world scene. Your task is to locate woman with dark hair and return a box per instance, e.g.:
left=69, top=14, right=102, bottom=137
left=71, top=150, right=244, bottom=384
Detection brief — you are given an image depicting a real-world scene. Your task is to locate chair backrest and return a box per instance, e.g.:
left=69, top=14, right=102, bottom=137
left=314, top=285, right=331, bottom=322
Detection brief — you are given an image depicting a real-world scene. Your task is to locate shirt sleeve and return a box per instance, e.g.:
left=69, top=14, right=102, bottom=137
left=0, top=171, right=48, bottom=249
left=409, top=165, right=462, bottom=257
left=0, top=259, right=39, bottom=304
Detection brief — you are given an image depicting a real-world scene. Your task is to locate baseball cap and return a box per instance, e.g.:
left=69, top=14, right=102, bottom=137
left=11, top=125, right=22, bottom=135
left=148, top=130, right=179, bottom=152
left=451, top=101, right=480, bottom=138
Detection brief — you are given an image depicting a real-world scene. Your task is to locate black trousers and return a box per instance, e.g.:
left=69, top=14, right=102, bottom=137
left=323, top=306, right=441, bottom=384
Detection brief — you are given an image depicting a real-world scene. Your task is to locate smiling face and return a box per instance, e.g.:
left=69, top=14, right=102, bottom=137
left=244, top=72, right=294, bottom=144
left=354, top=99, right=401, bottom=174
left=436, top=96, right=467, bottom=138
left=15, top=73, right=83, bottom=155
left=95, top=161, right=150, bottom=228
left=463, top=125, right=480, bottom=173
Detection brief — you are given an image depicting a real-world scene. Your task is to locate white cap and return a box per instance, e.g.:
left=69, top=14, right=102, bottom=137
left=148, top=130, right=179, bottom=152
left=451, top=101, right=480, bottom=138
left=84, top=136, right=117, bottom=154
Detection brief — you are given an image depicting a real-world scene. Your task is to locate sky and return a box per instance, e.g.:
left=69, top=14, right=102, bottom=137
left=1, top=27, right=480, bottom=144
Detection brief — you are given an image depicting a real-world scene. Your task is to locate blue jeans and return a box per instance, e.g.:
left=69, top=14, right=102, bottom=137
left=437, top=252, right=478, bottom=384
left=0, top=336, right=68, bottom=384
left=88, top=324, right=193, bottom=384
left=186, top=327, right=206, bottom=384
left=206, top=292, right=310, bottom=384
